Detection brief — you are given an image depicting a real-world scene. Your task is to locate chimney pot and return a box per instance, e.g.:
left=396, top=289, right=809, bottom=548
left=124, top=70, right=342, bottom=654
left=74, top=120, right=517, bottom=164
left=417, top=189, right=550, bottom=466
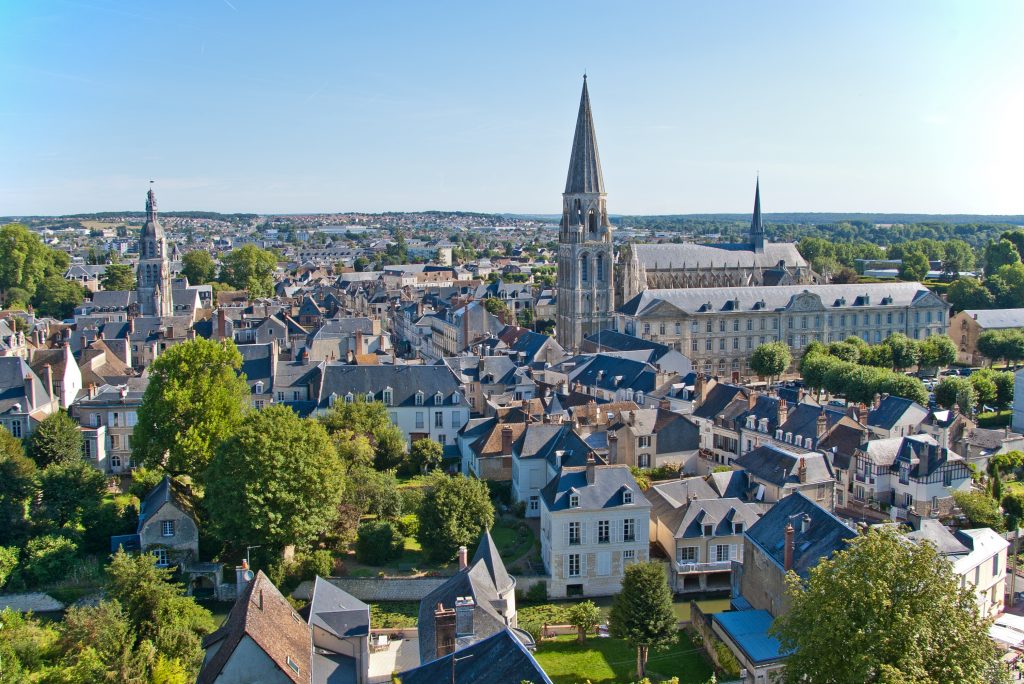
left=784, top=523, right=795, bottom=571
left=458, top=545, right=468, bottom=570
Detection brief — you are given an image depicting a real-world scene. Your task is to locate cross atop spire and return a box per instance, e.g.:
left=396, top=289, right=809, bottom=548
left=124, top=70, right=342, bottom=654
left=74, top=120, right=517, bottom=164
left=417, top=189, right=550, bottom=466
left=750, top=176, right=765, bottom=253
left=564, top=76, right=605, bottom=195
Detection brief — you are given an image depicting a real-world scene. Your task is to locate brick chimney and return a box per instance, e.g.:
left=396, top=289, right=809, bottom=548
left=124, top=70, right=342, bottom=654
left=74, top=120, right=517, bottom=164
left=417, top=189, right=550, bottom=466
left=217, top=308, right=227, bottom=339
left=23, top=374, right=36, bottom=410
left=586, top=455, right=596, bottom=485
left=500, top=424, right=514, bottom=455
left=355, top=329, right=364, bottom=355
left=816, top=411, right=828, bottom=438
left=434, top=603, right=457, bottom=657
left=458, top=545, right=468, bottom=570
left=608, top=433, right=619, bottom=464
left=41, top=364, right=54, bottom=405
left=857, top=402, right=868, bottom=425
left=659, top=398, right=671, bottom=411
left=784, top=523, right=795, bottom=571
left=777, top=400, right=788, bottom=427
left=747, top=391, right=757, bottom=410
left=798, top=457, right=807, bottom=483
left=694, top=374, right=705, bottom=406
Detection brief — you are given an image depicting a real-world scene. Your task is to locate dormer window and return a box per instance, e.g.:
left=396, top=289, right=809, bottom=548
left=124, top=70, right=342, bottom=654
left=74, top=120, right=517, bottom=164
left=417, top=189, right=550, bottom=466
left=254, top=381, right=264, bottom=394
left=435, top=391, right=444, bottom=406
left=775, top=429, right=783, bottom=440
left=746, top=416, right=755, bottom=429
left=383, top=387, right=393, bottom=405
left=785, top=432, right=793, bottom=443
left=415, top=391, right=424, bottom=406
left=636, top=391, right=644, bottom=406
left=329, top=392, right=338, bottom=407
left=344, top=392, right=354, bottom=404
left=758, top=417, right=768, bottom=433
left=453, top=393, right=460, bottom=404
left=365, top=391, right=374, bottom=403
left=569, top=491, right=580, bottom=508
left=623, top=489, right=633, bottom=505
left=733, top=522, right=744, bottom=535
left=703, top=523, right=714, bottom=537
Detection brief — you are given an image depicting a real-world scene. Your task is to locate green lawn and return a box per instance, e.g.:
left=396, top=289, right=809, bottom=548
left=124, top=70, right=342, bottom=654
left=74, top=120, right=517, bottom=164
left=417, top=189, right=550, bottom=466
left=977, top=410, right=1012, bottom=428
left=369, top=601, right=419, bottom=628
left=534, top=631, right=715, bottom=684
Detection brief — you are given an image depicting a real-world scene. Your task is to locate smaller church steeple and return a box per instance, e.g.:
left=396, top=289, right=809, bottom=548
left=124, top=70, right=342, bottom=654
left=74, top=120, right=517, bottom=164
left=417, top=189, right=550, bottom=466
left=145, top=186, right=157, bottom=222
left=750, top=177, right=765, bottom=253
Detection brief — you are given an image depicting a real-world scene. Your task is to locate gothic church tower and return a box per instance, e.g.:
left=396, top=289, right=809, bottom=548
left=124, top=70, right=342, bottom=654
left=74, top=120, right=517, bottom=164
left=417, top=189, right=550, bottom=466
left=556, top=77, right=614, bottom=351
left=136, top=187, right=174, bottom=317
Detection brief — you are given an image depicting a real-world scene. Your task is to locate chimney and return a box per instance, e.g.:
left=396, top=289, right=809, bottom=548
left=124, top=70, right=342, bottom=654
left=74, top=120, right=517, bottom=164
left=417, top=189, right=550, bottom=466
left=797, top=388, right=806, bottom=403
left=784, top=523, right=795, bottom=571
left=873, top=393, right=881, bottom=410
left=455, top=596, right=475, bottom=637
left=777, top=400, right=788, bottom=427
left=816, top=411, right=828, bottom=438
left=235, top=559, right=253, bottom=593
left=659, top=398, right=671, bottom=411
left=608, top=433, right=619, bottom=464
left=801, top=513, right=811, bottom=533
left=586, top=455, right=596, bottom=485
left=128, top=317, right=135, bottom=335
left=501, top=424, right=514, bottom=455
left=798, top=457, right=808, bottom=483
left=694, top=374, right=705, bottom=406
left=748, top=391, right=757, bottom=410
left=217, top=308, right=226, bottom=339
left=23, top=374, right=36, bottom=410
left=41, top=364, right=54, bottom=405
left=434, top=603, right=457, bottom=657
left=355, top=329, right=364, bottom=354
left=458, top=545, right=468, bottom=570
left=857, top=403, right=868, bottom=425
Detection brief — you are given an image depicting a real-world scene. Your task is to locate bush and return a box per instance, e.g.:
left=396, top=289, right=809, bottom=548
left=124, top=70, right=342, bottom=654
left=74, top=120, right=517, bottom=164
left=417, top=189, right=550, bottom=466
left=396, top=514, right=419, bottom=538
left=22, top=534, right=78, bottom=586
left=524, top=581, right=548, bottom=603
left=0, top=546, right=18, bottom=589
left=355, top=520, right=405, bottom=566
left=713, top=636, right=742, bottom=677
left=398, top=487, right=424, bottom=517
left=303, top=549, right=335, bottom=579
left=128, top=466, right=166, bottom=500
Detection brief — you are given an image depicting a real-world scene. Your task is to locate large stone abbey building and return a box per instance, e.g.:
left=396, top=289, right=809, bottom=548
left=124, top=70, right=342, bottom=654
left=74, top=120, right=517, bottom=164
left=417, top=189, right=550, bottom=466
left=555, top=79, right=811, bottom=351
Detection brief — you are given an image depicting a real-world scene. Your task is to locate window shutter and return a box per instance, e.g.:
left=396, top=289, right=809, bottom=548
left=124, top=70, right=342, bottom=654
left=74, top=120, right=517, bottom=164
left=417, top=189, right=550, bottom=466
left=580, top=522, right=587, bottom=545
left=563, top=554, right=569, bottom=579
left=729, top=544, right=737, bottom=561
left=563, top=523, right=569, bottom=547
left=580, top=553, right=587, bottom=577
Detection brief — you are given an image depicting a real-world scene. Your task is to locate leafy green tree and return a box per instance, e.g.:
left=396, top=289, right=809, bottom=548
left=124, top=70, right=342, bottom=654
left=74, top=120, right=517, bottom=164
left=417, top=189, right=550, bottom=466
left=882, top=333, right=919, bottom=371
left=483, top=296, right=513, bottom=324
left=826, top=341, right=860, bottom=363
left=772, top=527, right=1005, bottom=684
left=935, top=376, right=977, bottom=412
left=985, top=238, right=1021, bottom=274
left=353, top=256, right=370, bottom=272
left=1001, top=230, right=1024, bottom=260
left=105, top=550, right=215, bottom=677
left=750, top=341, right=792, bottom=383
left=134, top=338, right=249, bottom=478
left=943, top=239, right=976, bottom=274
left=953, top=491, right=1005, bottom=531
left=947, top=278, right=994, bottom=312
left=331, top=429, right=376, bottom=471
left=22, top=534, right=78, bottom=585
left=992, top=371, right=1014, bottom=409
left=59, top=600, right=151, bottom=682
left=204, top=404, right=344, bottom=554
left=608, top=561, right=677, bottom=679
left=99, top=263, right=135, bottom=291
left=0, top=449, right=36, bottom=546
left=342, top=465, right=403, bottom=521
left=27, top=409, right=84, bottom=467
left=969, top=372, right=998, bottom=411
left=218, top=245, right=277, bottom=297
left=319, top=400, right=407, bottom=470
left=354, top=520, right=404, bottom=565
left=417, top=472, right=494, bottom=562
left=31, top=275, right=84, bottom=319
left=898, top=249, right=929, bottom=281
left=0, top=545, right=18, bottom=588
left=567, top=600, right=602, bottom=644
left=4, top=287, right=31, bottom=310
left=0, top=223, right=69, bottom=298
left=38, top=460, right=106, bottom=529
left=988, top=263, right=1024, bottom=309
left=405, top=438, right=443, bottom=475
left=180, top=250, right=217, bottom=286
left=918, top=335, right=957, bottom=371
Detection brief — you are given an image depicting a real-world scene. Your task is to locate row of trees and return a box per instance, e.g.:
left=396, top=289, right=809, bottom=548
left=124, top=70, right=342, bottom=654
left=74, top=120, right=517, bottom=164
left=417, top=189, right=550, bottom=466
left=977, top=328, right=1024, bottom=367
left=946, top=230, right=1024, bottom=312
left=933, top=370, right=1014, bottom=414
left=180, top=244, right=278, bottom=298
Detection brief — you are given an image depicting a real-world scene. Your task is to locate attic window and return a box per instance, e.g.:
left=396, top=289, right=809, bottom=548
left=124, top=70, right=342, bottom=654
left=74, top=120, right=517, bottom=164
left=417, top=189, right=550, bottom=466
left=415, top=391, right=424, bottom=406
left=453, top=393, right=460, bottom=404
left=636, top=391, right=644, bottom=406
left=291, top=611, right=302, bottom=624
left=287, top=656, right=300, bottom=675
left=344, top=392, right=354, bottom=404
left=383, top=387, right=393, bottom=405
left=622, top=489, right=633, bottom=505
left=775, top=429, right=783, bottom=440
left=733, top=522, right=744, bottom=534
left=365, top=391, right=374, bottom=403
left=703, top=523, right=713, bottom=537
left=758, top=417, right=768, bottom=433
left=329, top=392, right=338, bottom=407
left=254, top=381, right=264, bottom=394
left=435, top=391, right=444, bottom=406
left=746, top=416, right=755, bottom=429
left=569, top=492, right=579, bottom=508
left=785, top=432, right=793, bottom=443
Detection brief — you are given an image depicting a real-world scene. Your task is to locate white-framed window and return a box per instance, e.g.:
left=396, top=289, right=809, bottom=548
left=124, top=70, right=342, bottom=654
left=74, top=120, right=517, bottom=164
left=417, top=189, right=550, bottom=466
left=434, top=412, right=443, bottom=428
left=623, top=518, right=635, bottom=542
left=568, top=553, right=581, bottom=577
left=716, top=544, right=731, bottom=562
left=569, top=521, right=581, bottom=545
left=415, top=391, right=424, bottom=406
left=528, top=496, right=539, bottom=512
left=161, top=520, right=175, bottom=537
left=383, top=387, right=393, bottom=405
left=569, top=492, right=579, bottom=508
left=677, top=546, right=697, bottom=563
left=111, top=454, right=122, bottom=469
left=365, top=391, right=374, bottom=403
left=153, top=548, right=169, bottom=567
left=623, top=489, right=633, bottom=504
left=623, top=549, right=636, bottom=565
left=598, top=520, right=610, bottom=543
left=638, top=436, right=652, bottom=449
left=11, top=420, right=21, bottom=438
left=733, top=522, right=744, bottom=534
left=287, top=656, right=300, bottom=676
left=415, top=412, right=424, bottom=429
left=254, top=381, right=264, bottom=394
left=344, top=392, right=354, bottom=404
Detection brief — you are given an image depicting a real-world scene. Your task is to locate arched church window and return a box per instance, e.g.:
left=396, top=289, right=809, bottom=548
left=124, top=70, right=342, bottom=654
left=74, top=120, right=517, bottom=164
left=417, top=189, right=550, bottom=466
left=588, top=210, right=598, bottom=234
left=596, top=253, right=605, bottom=282
left=580, top=254, right=589, bottom=283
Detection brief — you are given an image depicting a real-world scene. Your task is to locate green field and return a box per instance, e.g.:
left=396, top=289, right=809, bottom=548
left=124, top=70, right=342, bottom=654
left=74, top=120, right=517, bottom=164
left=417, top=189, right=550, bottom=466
left=534, top=631, right=715, bottom=684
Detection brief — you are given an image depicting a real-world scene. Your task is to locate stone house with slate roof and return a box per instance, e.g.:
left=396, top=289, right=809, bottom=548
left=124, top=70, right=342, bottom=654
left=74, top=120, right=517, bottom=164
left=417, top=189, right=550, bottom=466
left=417, top=532, right=526, bottom=665
left=511, top=423, right=600, bottom=517
left=605, top=406, right=700, bottom=471
left=865, top=393, right=927, bottom=439
left=0, top=356, right=55, bottom=440
left=950, top=308, right=1024, bottom=365
left=733, top=444, right=836, bottom=510
left=647, top=476, right=762, bottom=593
left=540, top=462, right=650, bottom=597
left=399, top=628, right=551, bottom=684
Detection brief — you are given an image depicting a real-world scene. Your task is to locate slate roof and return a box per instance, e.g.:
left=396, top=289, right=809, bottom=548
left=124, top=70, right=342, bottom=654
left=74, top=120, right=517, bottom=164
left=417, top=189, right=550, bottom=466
left=0, top=357, right=48, bottom=413
left=692, top=383, right=747, bottom=421
left=867, top=394, right=927, bottom=430
left=514, top=424, right=597, bottom=469
left=962, top=308, right=1024, bottom=329
left=138, top=475, right=193, bottom=533
left=306, top=576, right=370, bottom=639
left=582, top=329, right=671, bottom=357
left=564, top=77, right=604, bottom=195
left=746, top=492, right=856, bottom=578
left=317, top=364, right=461, bottom=408
left=540, top=464, right=646, bottom=512
left=707, top=470, right=749, bottom=499
left=400, top=628, right=551, bottom=684
left=238, top=343, right=274, bottom=392
left=653, top=411, right=700, bottom=455
left=198, top=571, right=312, bottom=684
left=417, top=532, right=517, bottom=664
left=570, top=354, right=659, bottom=393
left=734, top=445, right=834, bottom=488
left=618, top=282, right=941, bottom=318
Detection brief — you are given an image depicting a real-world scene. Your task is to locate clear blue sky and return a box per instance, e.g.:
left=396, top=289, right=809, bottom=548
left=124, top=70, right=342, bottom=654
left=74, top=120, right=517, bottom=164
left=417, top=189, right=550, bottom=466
left=1, top=1, right=1021, bottom=216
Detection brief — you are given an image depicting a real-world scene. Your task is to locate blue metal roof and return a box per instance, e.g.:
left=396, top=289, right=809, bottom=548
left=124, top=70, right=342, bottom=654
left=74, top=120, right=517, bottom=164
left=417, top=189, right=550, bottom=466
left=713, top=609, right=790, bottom=664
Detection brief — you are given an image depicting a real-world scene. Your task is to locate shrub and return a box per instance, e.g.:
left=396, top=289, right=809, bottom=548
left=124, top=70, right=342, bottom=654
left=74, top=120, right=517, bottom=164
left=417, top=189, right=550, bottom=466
left=0, top=546, right=18, bottom=589
left=398, top=487, right=424, bottom=517
left=713, top=636, right=742, bottom=677
left=524, top=581, right=548, bottom=603
left=355, top=520, right=404, bottom=566
left=22, top=534, right=78, bottom=586
left=397, top=514, right=419, bottom=538
left=304, top=549, right=335, bottom=579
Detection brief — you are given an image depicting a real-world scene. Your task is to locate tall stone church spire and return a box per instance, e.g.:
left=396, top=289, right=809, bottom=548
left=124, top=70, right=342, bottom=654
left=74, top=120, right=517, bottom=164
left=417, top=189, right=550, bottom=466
left=750, top=177, right=765, bottom=253
left=136, top=186, right=174, bottom=317
left=556, top=77, right=615, bottom=351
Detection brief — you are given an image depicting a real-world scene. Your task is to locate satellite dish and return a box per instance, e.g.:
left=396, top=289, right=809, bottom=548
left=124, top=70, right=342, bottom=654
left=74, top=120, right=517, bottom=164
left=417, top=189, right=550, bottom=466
left=243, top=570, right=254, bottom=582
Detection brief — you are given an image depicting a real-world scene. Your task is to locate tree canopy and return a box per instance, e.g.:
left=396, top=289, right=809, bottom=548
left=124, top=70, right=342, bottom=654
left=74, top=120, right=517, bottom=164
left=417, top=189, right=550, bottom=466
left=772, top=527, right=1006, bottom=684
left=204, top=404, right=344, bottom=554
left=134, top=338, right=250, bottom=478
left=180, top=250, right=217, bottom=286
left=27, top=410, right=84, bottom=468
left=608, top=561, right=677, bottom=679
left=31, top=275, right=85, bottom=319
left=417, top=472, right=494, bottom=562
left=319, top=400, right=407, bottom=470
left=0, top=224, right=70, bottom=301
left=750, top=341, right=792, bottom=381
left=218, top=245, right=277, bottom=297
left=100, top=263, right=136, bottom=291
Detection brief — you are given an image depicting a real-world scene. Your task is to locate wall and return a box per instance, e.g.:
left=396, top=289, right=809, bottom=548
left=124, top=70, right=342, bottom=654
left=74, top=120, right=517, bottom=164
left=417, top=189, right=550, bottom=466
left=293, top=577, right=448, bottom=602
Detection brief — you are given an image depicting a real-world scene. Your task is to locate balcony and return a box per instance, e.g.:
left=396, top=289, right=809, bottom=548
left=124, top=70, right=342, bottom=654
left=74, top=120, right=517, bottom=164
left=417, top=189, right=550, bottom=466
left=675, top=560, right=733, bottom=574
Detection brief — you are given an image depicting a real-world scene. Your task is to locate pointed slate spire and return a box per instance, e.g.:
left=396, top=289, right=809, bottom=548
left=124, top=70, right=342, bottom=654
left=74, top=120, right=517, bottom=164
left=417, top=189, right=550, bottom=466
left=750, top=176, right=765, bottom=253
left=564, top=76, right=605, bottom=195
left=471, top=529, right=513, bottom=593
